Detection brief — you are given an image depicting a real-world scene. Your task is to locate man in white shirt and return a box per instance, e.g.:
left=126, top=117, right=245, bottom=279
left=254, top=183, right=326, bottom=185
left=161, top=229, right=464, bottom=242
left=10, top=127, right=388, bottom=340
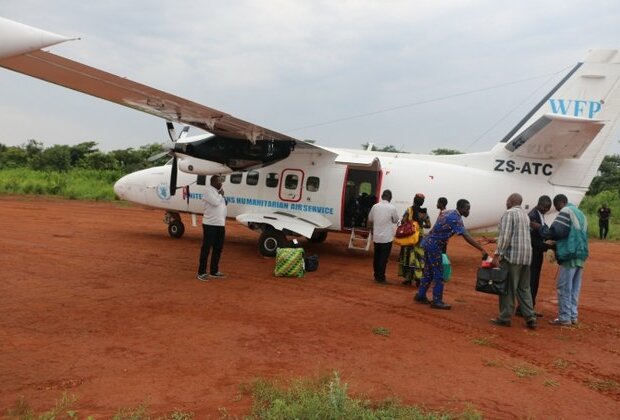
left=368, top=190, right=399, bottom=284
left=197, top=175, right=227, bottom=281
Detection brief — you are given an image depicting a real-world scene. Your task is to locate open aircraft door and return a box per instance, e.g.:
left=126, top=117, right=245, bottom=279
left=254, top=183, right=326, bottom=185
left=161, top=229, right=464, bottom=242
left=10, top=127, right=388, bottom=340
left=335, top=155, right=382, bottom=229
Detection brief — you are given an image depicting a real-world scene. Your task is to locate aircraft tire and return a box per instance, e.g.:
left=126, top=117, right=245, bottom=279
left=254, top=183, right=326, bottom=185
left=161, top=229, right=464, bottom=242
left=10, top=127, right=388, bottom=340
left=168, top=220, right=185, bottom=238
left=258, top=230, right=286, bottom=257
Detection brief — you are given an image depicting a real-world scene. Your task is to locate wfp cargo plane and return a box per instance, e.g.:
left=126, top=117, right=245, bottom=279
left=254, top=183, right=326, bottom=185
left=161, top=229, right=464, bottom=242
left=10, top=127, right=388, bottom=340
left=1, top=17, right=619, bottom=256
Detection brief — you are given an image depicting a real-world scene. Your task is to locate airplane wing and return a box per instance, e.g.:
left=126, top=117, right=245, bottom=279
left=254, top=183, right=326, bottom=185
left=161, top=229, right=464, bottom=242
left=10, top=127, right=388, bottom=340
left=0, top=48, right=297, bottom=143
left=505, top=114, right=604, bottom=159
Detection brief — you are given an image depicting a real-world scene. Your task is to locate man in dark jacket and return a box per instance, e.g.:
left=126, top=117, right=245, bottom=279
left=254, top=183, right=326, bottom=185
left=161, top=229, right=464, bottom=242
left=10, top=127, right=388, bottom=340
left=516, top=195, right=551, bottom=318
left=533, top=194, right=589, bottom=326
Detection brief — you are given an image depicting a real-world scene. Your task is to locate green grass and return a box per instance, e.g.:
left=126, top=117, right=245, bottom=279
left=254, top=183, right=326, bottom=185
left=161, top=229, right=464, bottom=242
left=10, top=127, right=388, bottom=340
left=553, top=358, right=570, bottom=370
left=372, top=327, right=391, bottom=337
left=247, top=372, right=483, bottom=419
left=512, top=363, right=541, bottom=378
left=471, top=336, right=495, bottom=347
left=587, top=378, right=619, bottom=392
left=543, top=378, right=559, bottom=388
left=4, top=393, right=193, bottom=419
left=0, top=168, right=122, bottom=201
left=4, top=374, right=486, bottom=419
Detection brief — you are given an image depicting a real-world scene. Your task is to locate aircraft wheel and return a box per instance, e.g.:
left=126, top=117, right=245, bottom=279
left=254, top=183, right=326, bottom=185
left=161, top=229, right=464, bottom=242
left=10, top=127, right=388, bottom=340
left=168, top=220, right=185, bottom=238
left=258, top=230, right=286, bottom=257
left=309, top=231, right=328, bottom=243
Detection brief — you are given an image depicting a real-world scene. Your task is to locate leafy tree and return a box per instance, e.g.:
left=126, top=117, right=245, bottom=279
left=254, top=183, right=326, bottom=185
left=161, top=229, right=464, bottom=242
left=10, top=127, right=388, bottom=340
left=360, top=143, right=408, bottom=153
left=431, top=148, right=463, bottom=155
left=30, top=145, right=72, bottom=171
left=0, top=145, right=28, bottom=168
left=69, top=141, right=99, bottom=166
left=24, top=139, right=44, bottom=159
left=588, top=154, right=620, bottom=195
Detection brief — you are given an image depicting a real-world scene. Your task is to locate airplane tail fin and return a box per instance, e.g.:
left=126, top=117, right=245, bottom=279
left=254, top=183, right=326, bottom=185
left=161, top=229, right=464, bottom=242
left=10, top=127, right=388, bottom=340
left=491, top=49, right=620, bottom=190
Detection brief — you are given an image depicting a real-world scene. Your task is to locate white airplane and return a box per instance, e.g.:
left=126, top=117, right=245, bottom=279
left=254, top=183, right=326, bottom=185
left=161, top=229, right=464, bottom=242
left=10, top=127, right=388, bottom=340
left=2, top=17, right=620, bottom=256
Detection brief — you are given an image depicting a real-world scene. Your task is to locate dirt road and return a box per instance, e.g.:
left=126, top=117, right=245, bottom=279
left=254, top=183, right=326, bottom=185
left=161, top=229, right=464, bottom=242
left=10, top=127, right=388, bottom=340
left=0, top=196, right=618, bottom=418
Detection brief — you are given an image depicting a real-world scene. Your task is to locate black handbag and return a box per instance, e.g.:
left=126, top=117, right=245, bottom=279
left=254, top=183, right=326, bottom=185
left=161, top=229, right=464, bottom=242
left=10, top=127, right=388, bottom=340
left=304, top=255, right=319, bottom=272
left=475, top=267, right=509, bottom=295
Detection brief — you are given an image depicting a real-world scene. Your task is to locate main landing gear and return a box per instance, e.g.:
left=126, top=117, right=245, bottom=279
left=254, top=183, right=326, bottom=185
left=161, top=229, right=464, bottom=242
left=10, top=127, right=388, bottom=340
left=258, top=229, right=287, bottom=257
left=164, top=212, right=185, bottom=238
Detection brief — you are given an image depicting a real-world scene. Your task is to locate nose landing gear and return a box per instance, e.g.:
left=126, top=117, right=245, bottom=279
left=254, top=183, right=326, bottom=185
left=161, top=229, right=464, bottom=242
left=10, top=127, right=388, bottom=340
left=164, top=212, right=185, bottom=238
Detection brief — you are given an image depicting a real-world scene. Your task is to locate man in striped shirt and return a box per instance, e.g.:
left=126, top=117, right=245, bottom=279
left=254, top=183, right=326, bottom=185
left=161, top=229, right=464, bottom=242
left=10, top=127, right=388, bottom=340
left=490, top=193, right=537, bottom=329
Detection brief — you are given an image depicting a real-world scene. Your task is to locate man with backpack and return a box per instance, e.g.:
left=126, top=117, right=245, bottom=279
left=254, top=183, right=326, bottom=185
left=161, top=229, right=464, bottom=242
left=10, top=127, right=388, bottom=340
left=532, top=194, right=589, bottom=326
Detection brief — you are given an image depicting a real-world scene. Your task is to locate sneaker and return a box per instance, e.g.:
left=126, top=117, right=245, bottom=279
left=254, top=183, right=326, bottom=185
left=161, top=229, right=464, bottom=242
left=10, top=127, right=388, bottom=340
left=571, top=319, right=579, bottom=325
left=196, top=273, right=209, bottom=281
left=210, top=272, right=227, bottom=278
left=548, top=318, right=571, bottom=326
left=526, top=319, right=537, bottom=330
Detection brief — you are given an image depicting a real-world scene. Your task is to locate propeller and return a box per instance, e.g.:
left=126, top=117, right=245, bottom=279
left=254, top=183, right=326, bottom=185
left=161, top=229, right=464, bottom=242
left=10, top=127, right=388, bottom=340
left=147, top=122, right=190, bottom=196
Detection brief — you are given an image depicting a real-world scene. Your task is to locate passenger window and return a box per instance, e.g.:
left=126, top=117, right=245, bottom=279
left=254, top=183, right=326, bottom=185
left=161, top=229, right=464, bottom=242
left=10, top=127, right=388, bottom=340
left=230, top=173, right=242, bottom=184
left=266, top=172, right=279, bottom=188
left=197, top=175, right=206, bottom=186
left=306, top=176, right=320, bottom=192
left=284, top=174, right=298, bottom=190
left=246, top=171, right=259, bottom=186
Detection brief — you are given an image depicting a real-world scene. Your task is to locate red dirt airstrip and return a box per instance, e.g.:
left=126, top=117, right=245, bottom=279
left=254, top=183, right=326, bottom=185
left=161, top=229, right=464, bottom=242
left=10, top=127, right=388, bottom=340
left=0, top=196, right=619, bottom=418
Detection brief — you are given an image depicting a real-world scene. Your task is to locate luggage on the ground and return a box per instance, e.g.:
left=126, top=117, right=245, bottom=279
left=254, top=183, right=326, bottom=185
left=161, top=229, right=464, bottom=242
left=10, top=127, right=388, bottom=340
left=304, top=254, right=319, bottom=272
left=274, top=248, right=305, bottom=278
left=441, top=253, right=452, bottom=281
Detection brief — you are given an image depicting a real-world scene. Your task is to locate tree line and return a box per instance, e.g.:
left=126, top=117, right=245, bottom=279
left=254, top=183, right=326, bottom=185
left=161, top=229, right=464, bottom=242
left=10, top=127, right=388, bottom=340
left=0, top=140, right=166, bottom=174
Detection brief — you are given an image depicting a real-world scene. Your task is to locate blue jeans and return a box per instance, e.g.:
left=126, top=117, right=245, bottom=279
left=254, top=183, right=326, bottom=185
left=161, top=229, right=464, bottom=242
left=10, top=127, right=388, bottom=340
left=556, top=266, right=583, bottom=322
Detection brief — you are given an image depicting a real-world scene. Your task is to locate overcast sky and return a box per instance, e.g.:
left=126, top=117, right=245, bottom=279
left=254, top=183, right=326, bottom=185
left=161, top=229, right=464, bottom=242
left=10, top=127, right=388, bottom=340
left=1, top=0, right=619, bottom=154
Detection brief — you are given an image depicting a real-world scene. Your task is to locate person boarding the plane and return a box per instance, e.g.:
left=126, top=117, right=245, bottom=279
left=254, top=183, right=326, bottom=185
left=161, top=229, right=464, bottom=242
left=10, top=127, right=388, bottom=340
left=414, top=199, right=488, bottom=309
left=516, top=195, right=552, bottom=318
left=197, top=175, right=227, bottom=281
left=533, top=194, right=589, bottom=326
left=489, top=193, right=537, bottom=329
left=398, top=193, right=431, bottom=287
left=368, top=190, right=399, bottom=284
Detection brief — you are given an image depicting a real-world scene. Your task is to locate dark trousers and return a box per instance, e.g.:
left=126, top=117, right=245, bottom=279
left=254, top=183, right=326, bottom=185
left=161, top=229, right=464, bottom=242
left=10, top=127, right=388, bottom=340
left=198, top=224, right=225, bottom=275
left=373, top=242, right=393, bottom=282
left=529, top=250, right=544, bottom=307
left=599, top=220, right=609, bottom=239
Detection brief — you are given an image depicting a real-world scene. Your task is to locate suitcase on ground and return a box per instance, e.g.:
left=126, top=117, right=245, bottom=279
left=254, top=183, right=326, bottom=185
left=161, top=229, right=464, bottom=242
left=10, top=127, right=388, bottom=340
left=304, top=254, right=319, bottom=272
left=274, top=248, right=305, bottom=278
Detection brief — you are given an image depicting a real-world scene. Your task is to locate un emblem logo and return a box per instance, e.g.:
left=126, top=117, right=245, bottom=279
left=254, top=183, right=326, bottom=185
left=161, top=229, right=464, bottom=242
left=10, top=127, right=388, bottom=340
left=156, top=183, right=171, bottom=200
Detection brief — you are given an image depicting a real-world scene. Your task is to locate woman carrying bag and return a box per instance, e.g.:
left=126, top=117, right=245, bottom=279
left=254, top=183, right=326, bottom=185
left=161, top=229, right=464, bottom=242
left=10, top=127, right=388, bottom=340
left=397, top=193, right=431, bottom=286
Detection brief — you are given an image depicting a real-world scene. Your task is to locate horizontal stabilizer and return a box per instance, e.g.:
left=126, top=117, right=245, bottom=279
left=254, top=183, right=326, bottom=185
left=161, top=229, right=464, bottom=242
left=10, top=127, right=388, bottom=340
left=505, top=114, right=604, bottom=160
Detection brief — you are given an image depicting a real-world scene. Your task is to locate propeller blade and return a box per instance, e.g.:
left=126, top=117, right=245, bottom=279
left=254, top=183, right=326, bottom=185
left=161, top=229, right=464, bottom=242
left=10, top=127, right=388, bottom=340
left=166, top=121, right=177, bottom=142
left=178, top=125, right=190, bottom=140
left=148, top=151, right=168, bottom=162
left=170, top=157, right=178, bottom=196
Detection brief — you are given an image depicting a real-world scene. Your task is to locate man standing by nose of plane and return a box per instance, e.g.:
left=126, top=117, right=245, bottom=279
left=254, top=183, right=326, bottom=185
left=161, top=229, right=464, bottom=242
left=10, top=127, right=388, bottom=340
left=197, top=175, right=227, bottom=281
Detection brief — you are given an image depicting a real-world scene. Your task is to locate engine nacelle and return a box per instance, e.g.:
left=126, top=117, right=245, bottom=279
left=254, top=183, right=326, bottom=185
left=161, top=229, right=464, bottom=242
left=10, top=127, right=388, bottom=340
left=177, top=155, right=233, bottom=175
